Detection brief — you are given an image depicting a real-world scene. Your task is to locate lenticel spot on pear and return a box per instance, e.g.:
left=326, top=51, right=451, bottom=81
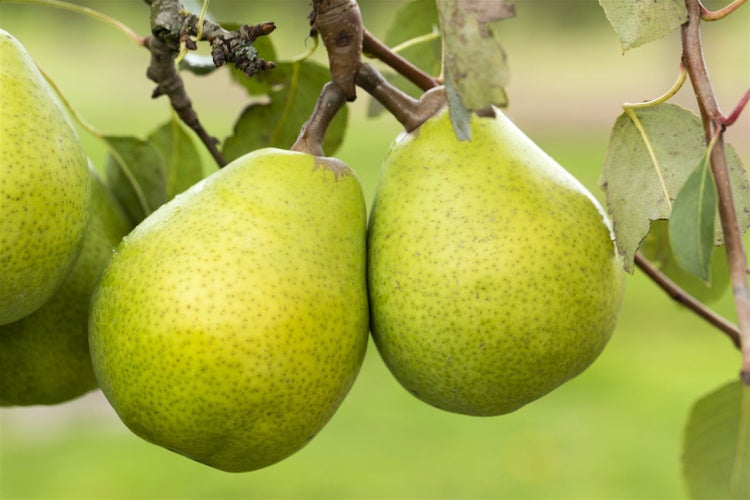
left=367, top=105, right=626, bottom=416
left=0, top=29, right=90, bottom=325
left=89, top=148, right=369, bottom=472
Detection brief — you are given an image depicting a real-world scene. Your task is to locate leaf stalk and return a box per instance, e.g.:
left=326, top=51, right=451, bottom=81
left=700, top=0, right=747, bottom=20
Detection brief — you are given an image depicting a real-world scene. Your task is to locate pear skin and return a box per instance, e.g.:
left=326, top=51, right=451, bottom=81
left=0, top=170, right=132, bottom=405
left=89, top=148, right=368, bottom=472
left=0, top=29, right=90, bottom=325
left=367, top=107, right=626, bottom=416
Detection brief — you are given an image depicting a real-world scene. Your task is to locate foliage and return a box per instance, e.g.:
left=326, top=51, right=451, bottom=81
left=0, top=0, right=748, bottom=496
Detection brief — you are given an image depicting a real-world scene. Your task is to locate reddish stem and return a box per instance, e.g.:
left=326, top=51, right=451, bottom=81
left=682, top=0, right=750, bottom=384
left=720, top=87, right=750, bottom=126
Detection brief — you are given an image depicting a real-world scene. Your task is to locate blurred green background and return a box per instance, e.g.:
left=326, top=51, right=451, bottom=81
left=1, top=1, right=748, bottom=498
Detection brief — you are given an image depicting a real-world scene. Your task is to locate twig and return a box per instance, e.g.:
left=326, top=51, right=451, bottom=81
left=362, top=30, right=440, bottom=91
left=635, top=253, right=741, bottom=348
left=310, top=0, right=364, bottom=101
left=144, top=0, right=276, bottom=168
left=682, top=0, right=750, bottom=384
left=144, top=34, right=226, bottom=167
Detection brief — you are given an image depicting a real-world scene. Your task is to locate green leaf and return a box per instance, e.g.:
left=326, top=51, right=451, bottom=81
left=367, top=0, right=441, bottom=118
left=641, top=220, right=730, bottom=303
left=683, top=381, right=750, bottom=499
left=104, top=136, right=168, bottom=226
left=435, top=0, right=512, bottom=112
left=598, top=0, right=687, bottom=52
left=147, top=117, right=205, bottom=200
left=669, top=152, right=717, bottom=282
left=383, top=0, right=441, bottom=77
left=444, top=71, right=472, bottom=142
left=222, top=60, right=348, bottom=162
left=600, top=103, right=750, bottom=271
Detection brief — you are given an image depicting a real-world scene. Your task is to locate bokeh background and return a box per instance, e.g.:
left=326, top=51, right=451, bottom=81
left=1, top=1, right=748, bottom=498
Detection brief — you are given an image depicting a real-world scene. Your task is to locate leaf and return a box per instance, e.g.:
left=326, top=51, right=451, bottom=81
left=641, top=220, right=730, bottom=304
left=368, top=0, right=441, bottom=118
left=104, top=136, right=168, bottom=226
left=147, top=117, right=205, bottom=200
left=444, top=71, right=472, bottom=142
left=222, top=60, right=348, bottom=162
left=435, top=0, right=512, bottom=112
left=600, top=103, right=750, bottom=271
left=669, top=152, right=717, bottom=282
left=598, top=0, right=687, bottom=52
left=683, top=381, right=750, bottom=499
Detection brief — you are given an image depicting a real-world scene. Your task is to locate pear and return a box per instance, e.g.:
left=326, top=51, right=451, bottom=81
left=0, top=29, right=90, bottom=325
left=0, top=169, right=132, bottom=406
left=367, top=106, right=626, bottom=416
left=89, top=148, right=369, bottom=472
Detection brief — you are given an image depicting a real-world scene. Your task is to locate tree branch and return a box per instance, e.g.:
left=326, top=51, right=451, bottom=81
left=682, top=0, right=750, bottom=384
left=144, top=0, right=276, bottom=168
left=310, top=0, right=364, bottom=101
left=362, top=30, right=440, bottom=92
left=144, top=34, right=226, bottom=167
left=635, top=253, right=741, bottom=348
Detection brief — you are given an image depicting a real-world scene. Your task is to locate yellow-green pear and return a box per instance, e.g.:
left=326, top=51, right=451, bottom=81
left=0, top=29, right=90, bottom=325
left=367, top=106, right=626, bottom=416
left=0, top=169, right=132, bottom=405
left=89, top=148, right=368, bottom=472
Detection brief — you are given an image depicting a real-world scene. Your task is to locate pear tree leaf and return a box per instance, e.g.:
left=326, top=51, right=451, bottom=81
left=383, top=0, right=440, bottom=75
left=368, top=0, right=441, bottom=118
left=640, top=220, right=730, bottom=303
left=598, top=0, right=687, bottom=52
left=435, top=0, right=512, bottom=114
left=668, top=152, right=717, bottom=282
left=683, top=380, right=750, bottom=499
left=600, top=103, right=750, bottom=271
left=444, top=71, right=473, bottom=142
left=222, top=60, right=348, bottom=162
left=104, top=135, right=168, bottom=226
left=147, top=117, right=205, bottom=200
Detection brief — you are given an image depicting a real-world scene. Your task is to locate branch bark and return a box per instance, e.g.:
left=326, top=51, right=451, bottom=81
left=144, top=0, right=276, bottom=168
left=682, top=0, right=750, bottom=383
left=635, top=253, right=741, bottom=348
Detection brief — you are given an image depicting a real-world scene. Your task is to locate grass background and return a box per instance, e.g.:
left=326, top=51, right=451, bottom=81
left=1, top=1, right=748, bottom=498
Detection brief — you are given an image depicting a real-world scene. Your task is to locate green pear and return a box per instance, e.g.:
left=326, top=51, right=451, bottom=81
left=89, top=148, right=368, bottom=472
left=0, top=29, right=90, bottom=325
left=0, top=168, right=132, bottom=405
left=367, top=106, right=626, bottom=416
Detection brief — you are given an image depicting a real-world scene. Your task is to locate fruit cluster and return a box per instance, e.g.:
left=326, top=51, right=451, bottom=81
left=1, top=30, right=625, bottom=473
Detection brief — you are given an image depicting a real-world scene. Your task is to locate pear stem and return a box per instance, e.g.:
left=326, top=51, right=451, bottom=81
left=682, top=0, right=750, bottom=384
left=355, top=63, right=447, bottom=131
left=291, top=82, right=348, bottom=156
